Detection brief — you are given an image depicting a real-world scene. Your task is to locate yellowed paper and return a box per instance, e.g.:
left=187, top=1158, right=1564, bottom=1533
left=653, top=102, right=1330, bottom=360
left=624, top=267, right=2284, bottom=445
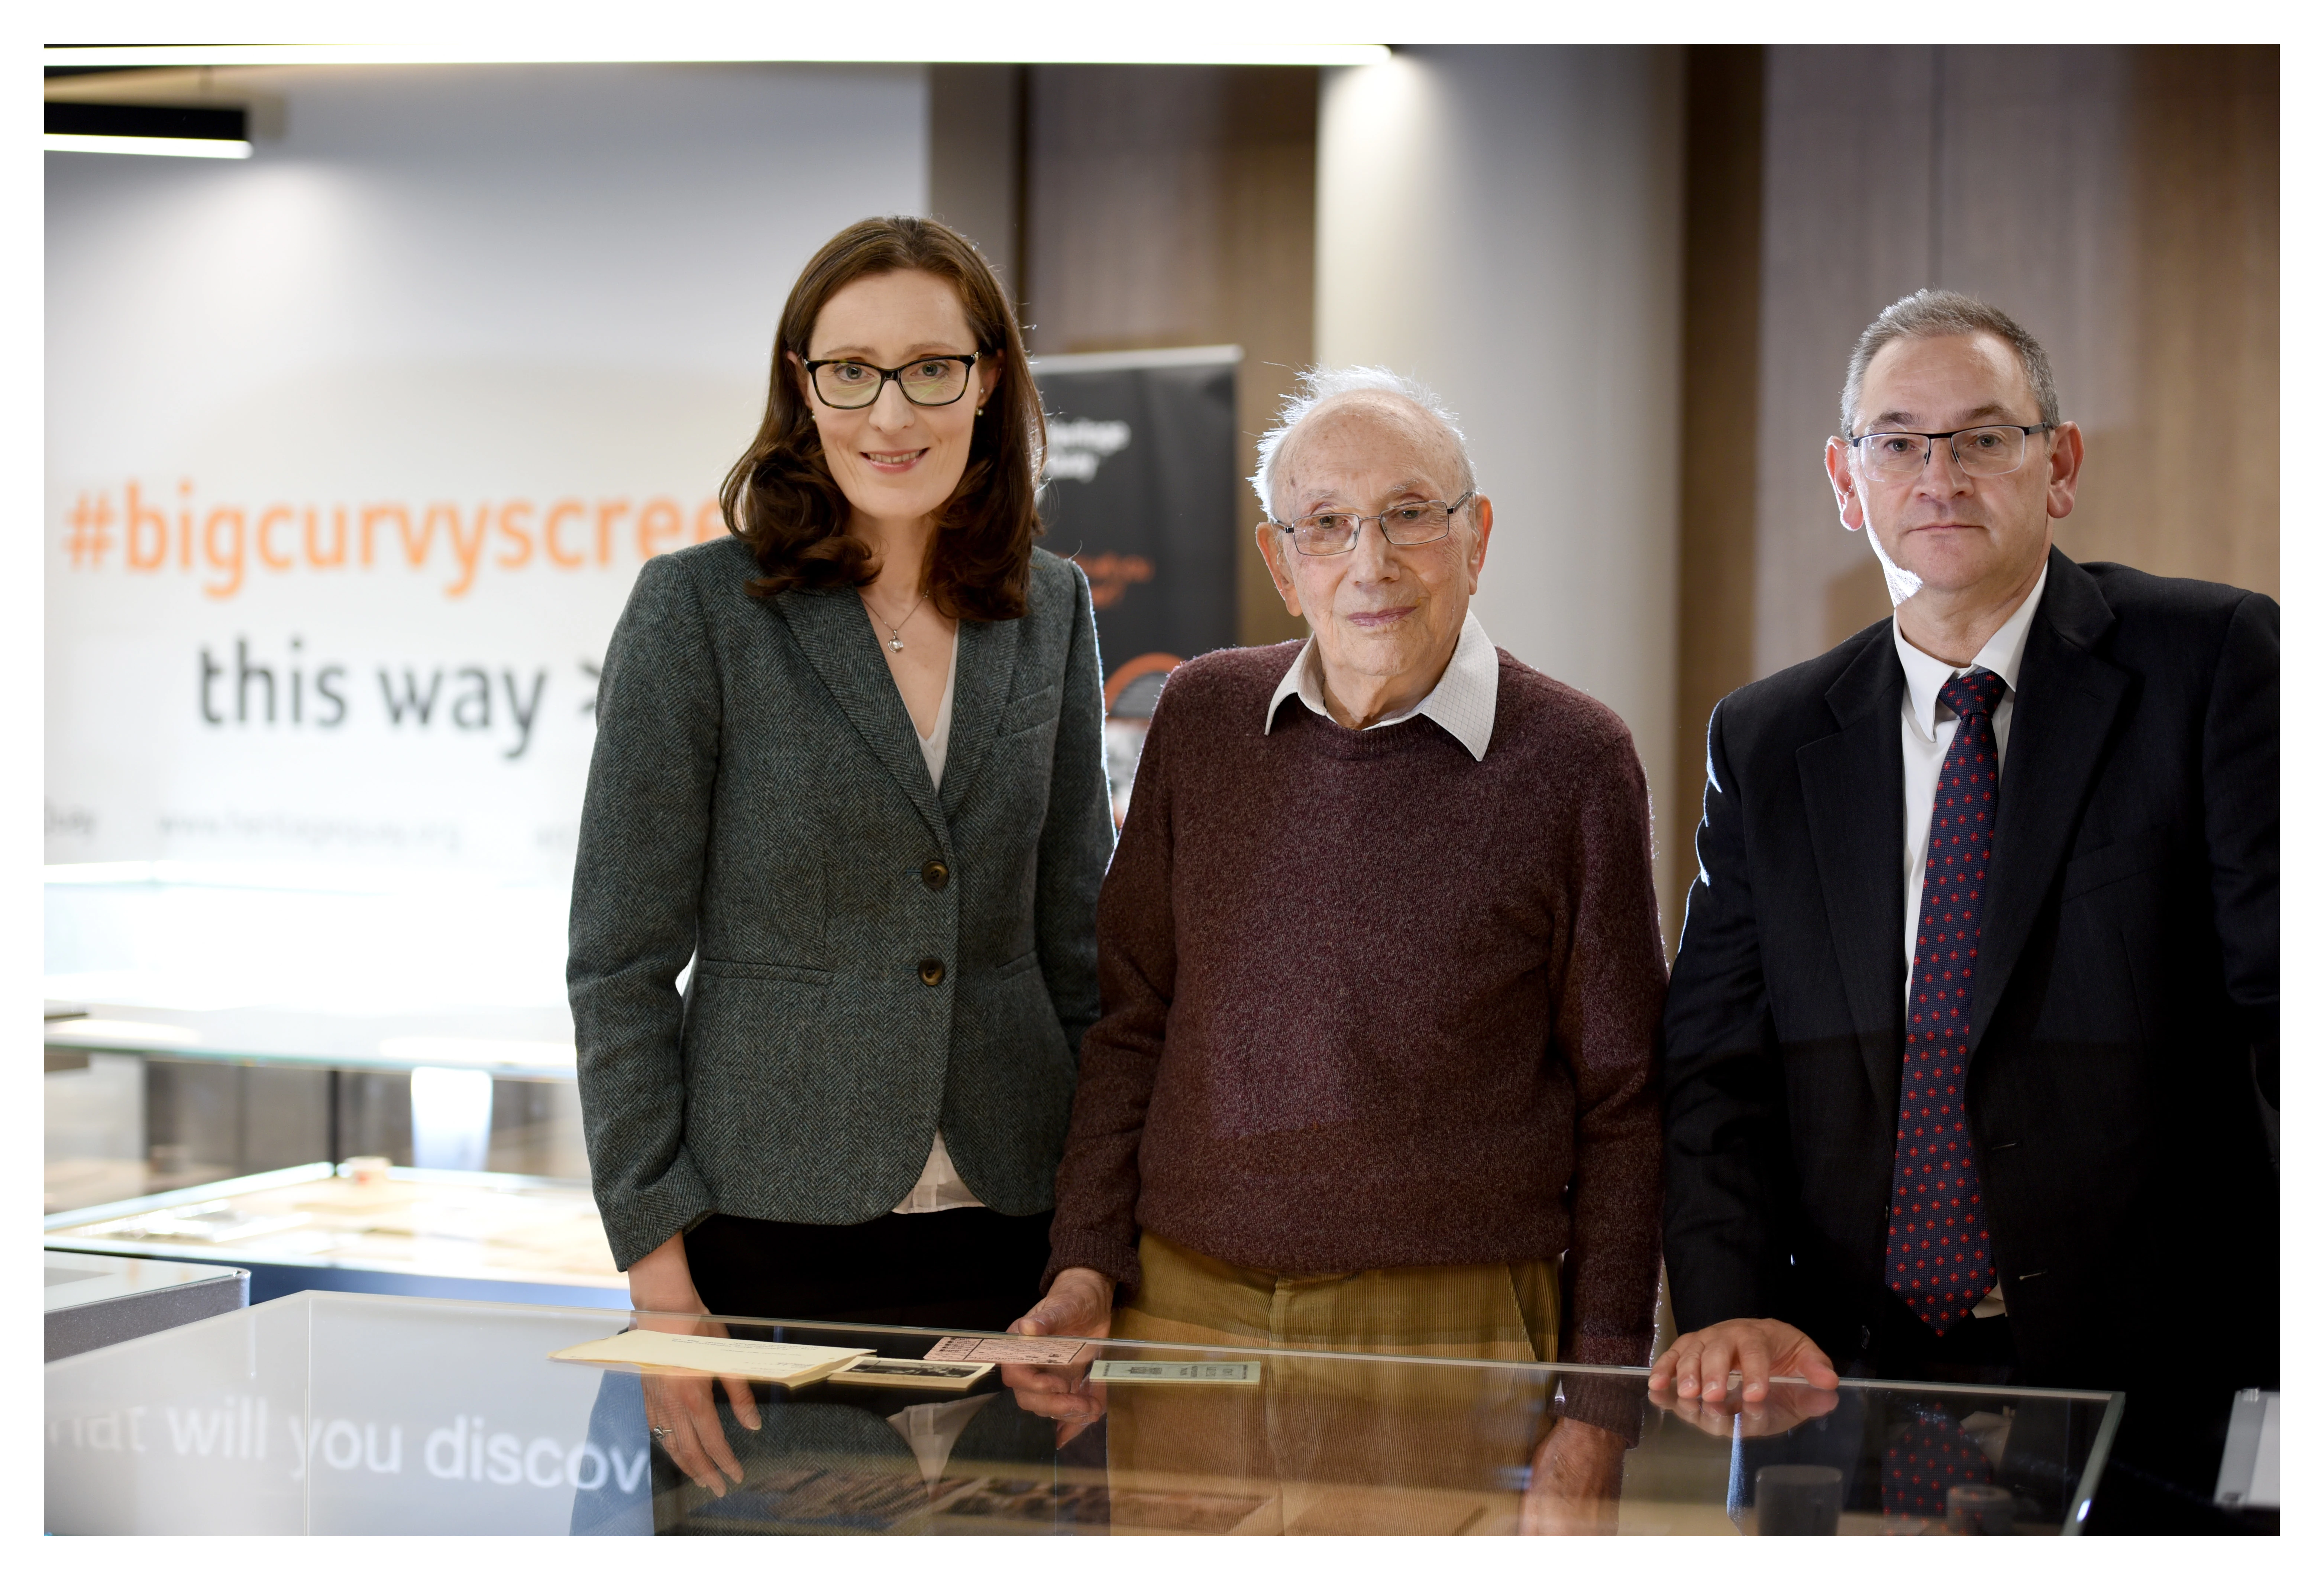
left=550, top=1329, right=872, bottom=1385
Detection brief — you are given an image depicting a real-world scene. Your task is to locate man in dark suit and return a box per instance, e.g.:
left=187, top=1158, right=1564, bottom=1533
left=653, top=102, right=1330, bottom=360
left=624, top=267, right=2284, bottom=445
left=1652, top=291, right=2277, bottom=1525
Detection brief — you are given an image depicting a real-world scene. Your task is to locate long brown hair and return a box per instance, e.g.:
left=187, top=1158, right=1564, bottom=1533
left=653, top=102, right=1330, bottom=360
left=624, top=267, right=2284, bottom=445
left=719, top=216, right=1045, bottom=621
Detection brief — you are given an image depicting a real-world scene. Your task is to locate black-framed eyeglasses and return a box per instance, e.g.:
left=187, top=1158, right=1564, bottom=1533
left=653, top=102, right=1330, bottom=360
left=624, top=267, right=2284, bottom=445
left=1269, top=492, right=1476, bottom=557
left=1848, top=423, right=2055, bottom=479
left=802, top=353, right=983, bottom=410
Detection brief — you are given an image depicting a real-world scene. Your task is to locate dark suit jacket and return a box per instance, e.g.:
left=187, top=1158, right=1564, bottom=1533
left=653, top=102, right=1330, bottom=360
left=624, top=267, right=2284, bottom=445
left=1661, top=549, right=2277, bottom=1390
left=569, top=538, right=1115, bottom=1269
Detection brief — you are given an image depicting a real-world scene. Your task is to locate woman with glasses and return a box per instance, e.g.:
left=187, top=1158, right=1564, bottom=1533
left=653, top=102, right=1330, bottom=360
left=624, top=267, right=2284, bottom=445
left=566, top=216, right=1111, bottom=1490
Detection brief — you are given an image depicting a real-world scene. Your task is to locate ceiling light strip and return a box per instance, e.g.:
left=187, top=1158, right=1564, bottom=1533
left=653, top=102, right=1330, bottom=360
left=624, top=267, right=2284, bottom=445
left=44, top=42, right=1391, bottom=69
left=42, top=134, right=255, bottom=159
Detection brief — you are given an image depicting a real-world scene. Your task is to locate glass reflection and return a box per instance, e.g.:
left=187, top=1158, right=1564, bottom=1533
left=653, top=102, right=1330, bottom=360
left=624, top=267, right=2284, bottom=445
left=41, top=1292, right=2120, bottom=1536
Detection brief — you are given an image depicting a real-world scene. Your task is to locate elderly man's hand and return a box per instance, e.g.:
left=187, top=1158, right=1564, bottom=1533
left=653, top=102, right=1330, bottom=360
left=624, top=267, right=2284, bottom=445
left=1002, top=1361, right=1109, bottom=1449
left=1519, top=1418, right=1627, bottom=1535
left=1647, top=1318, right=1840, bottom=1405
left=1005, top=1268, right=1116, bottom=1449
left=1008, top=1266, right=1116, bottom=1340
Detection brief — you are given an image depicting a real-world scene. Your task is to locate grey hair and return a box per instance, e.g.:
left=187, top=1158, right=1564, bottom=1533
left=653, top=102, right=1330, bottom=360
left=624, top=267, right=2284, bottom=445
left=1840, top=289, right=2061, bottom=436
left=1248, top=365, right=1477, bottom=518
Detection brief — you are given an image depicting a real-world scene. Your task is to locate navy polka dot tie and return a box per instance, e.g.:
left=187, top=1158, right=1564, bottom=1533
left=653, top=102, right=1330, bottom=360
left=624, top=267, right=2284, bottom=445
left=1882, top=1400, right=1994, bottom=1517
left=1885, top=668, right=2005, bottom=1335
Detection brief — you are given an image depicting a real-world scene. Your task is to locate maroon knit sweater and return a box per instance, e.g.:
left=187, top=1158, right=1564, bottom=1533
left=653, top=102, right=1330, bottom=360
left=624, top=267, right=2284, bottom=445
left=1045, top=641, right=1668, bottom=1369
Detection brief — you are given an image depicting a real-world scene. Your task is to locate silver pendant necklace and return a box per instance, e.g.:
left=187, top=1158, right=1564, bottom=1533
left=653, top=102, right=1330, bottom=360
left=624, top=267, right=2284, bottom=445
left=869, top=590, right=930, bottom=652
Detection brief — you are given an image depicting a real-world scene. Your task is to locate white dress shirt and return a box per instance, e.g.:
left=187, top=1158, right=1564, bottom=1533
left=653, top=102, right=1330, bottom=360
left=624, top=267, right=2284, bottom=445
left=1263, top=609, right=1500, bottom=760
left=894, top=629, right=985, bottom=1215
left=1891, top=563, right=2046, bottom=1318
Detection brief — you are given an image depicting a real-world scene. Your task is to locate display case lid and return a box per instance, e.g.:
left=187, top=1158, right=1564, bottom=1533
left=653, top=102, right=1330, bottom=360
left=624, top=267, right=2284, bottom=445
left=44, top=1289, right=2128, bottom=1537
left=44, top=1250, right=245, bottom=1315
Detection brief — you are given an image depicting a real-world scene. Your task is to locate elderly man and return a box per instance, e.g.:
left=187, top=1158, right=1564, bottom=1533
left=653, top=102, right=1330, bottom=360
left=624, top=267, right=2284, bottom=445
left=1009, top=366, right=1667, bottom=1524
left=1654, top=292, right=2277, bottom=1531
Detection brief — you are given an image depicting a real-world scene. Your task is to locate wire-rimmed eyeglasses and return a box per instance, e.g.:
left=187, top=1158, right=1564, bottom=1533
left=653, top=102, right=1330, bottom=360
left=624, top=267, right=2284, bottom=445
left=1269, top=492, right=1477, bottom=557
left=802, top=353, right=983, bottom=410
left=1848, top=423, right=2055, bottom=479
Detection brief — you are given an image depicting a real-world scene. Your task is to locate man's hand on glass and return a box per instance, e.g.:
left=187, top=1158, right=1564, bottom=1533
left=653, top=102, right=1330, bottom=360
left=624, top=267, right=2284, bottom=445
left=1004, top=1267, right=1116, bottom=1447
left=1000, top=1360, right=1108, bottom=1448
left=1519, top=1417, right=1627, bottom=1535
left=628, top=1233, right=761, bottom=1496
left=1647, top=1318, right=1841, bottom=1437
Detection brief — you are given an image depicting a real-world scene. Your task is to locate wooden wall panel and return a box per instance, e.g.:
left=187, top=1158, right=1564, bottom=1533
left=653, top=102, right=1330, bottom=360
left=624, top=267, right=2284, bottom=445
left=1748, top=46, right=2279, bottom=679
left=1751, top=46, right=1941, bottom=674
left=926, top=63, right=1026, bottom=306
left=1671, top=46, right=1765, bottom=952
left=2069, top=47, right=2279, bottom=598
left=1022, top=65, right=1316, bottom=647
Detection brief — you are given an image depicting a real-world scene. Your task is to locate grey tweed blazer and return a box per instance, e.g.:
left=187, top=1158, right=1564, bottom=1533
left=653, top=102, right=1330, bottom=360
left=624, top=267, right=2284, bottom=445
left=569, top=537, right=1113, bottom=1269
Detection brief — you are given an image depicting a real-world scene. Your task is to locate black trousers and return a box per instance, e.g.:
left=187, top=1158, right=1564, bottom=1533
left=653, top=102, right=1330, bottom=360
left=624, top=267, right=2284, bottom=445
left=682, top=1207, right=1053, bottom=1334
left=1860, top=1292, right=2021, bottom=1386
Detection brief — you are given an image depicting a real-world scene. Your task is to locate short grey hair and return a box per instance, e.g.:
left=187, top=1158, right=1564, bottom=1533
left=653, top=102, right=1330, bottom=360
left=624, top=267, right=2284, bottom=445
left=1249, top=365, right=1477, bottom=518
left=1840, top=289, right=2061, bottom=436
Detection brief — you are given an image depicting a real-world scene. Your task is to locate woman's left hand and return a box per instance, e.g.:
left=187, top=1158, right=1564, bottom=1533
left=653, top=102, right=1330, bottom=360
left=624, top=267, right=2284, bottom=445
left=636, top=1314, right=763, bottom=1496
left=626, top=1235, right=760, bottom=1494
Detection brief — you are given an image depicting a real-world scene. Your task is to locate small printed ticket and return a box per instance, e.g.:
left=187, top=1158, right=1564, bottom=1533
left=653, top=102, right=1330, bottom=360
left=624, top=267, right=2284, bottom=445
left=923, top=1335, right=1090, bottom=1366
left=1088, top=1359, right=1262, bottom=1385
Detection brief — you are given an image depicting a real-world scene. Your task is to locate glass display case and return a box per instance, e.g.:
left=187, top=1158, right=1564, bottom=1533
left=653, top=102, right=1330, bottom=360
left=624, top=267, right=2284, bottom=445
left=45, top=1291, right=2123, bottom=1536
left=44, top=861, right=585, bottom=1210
left=45, top=1250, right=249, bottom=1362
left=44, top=1001, right=585, bottom=1213
left=44, top=1163, right=626, bottom=1308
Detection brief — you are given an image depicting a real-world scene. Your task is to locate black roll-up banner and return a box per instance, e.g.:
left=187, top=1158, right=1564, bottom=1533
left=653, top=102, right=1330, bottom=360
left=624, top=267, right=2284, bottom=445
left=1030, top=346, right=1242, bottom=720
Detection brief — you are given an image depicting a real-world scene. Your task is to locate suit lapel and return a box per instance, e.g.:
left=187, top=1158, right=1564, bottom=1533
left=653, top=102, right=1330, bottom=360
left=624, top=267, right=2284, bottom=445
left=1968, top=551, right=2129, bottom=1055
left=1797, top=629, right=1908, bottom=1123
left=774, top=587, right=950, bottom=856
left=938, top=613, right=1022, bottom=821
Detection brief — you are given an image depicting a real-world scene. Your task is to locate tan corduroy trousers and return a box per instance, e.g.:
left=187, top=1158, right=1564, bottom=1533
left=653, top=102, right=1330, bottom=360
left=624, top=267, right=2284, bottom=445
left=1098, top=1231, right=1561, bottom=1535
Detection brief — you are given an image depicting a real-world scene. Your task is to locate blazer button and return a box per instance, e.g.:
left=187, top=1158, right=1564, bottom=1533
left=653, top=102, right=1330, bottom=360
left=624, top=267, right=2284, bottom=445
left=922, top=859, right=950, bottom=891
left=918, top=958, right=946, bottom=987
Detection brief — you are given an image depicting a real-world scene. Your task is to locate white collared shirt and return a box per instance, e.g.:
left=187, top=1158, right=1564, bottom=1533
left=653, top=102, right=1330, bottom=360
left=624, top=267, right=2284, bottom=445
left=1895, top=563, right=2046, bottom=982
left=1262, top=610, right=1499, bottom=760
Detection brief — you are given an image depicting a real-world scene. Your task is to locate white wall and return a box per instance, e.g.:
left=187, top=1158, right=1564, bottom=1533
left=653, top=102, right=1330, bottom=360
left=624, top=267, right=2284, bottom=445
left=45, top=63, right=927, bottom=1013
left=1315, top=48, right=1685, bottom=890
left=48, top=63, right=928, bottom=880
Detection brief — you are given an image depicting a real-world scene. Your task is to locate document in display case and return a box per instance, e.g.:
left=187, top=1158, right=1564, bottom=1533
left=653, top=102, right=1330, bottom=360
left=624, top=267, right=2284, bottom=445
left=45, top=1290, right=2126, bottom=1537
